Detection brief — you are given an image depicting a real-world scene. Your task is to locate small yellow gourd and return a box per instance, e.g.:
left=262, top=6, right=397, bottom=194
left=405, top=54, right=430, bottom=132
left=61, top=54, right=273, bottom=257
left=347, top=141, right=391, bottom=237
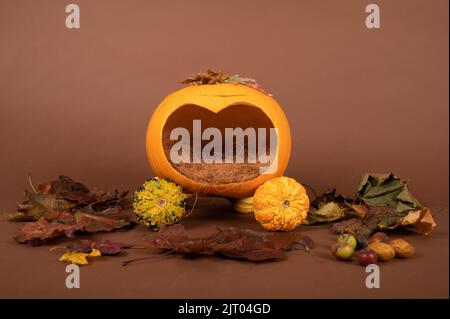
left=133, top=178, right=189, bottom=231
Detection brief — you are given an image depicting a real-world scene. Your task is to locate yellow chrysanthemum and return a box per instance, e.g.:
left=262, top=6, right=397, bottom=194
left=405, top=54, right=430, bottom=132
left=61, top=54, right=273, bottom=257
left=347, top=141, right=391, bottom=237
left=133, top=178, right=189, bottom=231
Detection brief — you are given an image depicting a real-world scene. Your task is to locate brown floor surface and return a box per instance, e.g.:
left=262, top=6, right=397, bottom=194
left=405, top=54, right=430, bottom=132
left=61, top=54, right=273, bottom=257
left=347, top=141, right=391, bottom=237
left=0, top=198, right=448, bottom=299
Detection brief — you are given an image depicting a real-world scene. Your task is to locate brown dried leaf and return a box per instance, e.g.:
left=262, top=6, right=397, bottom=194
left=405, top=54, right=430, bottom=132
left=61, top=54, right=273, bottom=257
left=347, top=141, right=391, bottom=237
left=8, top=176, right=131, bottom=222
left=14, top=218, right=83, bottom=244
left=331, top=206, right=396, bottom=238
left=398, top=207, right=436, bottom=235
left=143, top=225, right=312, bottom=262
left=14, top=210, right=134, bottom=245
left=66, top=239, right=132, bottom=255
left=181, top=69, right=229, bottom=85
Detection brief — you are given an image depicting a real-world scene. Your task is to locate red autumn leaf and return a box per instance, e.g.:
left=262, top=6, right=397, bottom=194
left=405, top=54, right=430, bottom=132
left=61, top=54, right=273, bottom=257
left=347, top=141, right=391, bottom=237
left=14, top=210, right=135, bottom=245
left=141, top=225, right=313, bottom=262
left=96, top=240, right=132, bottom=255
left=14, top=218, right=83, bottom=245
left=66, top=239, right=132, bottom=255
left=65, top=239, right=94, bottom=253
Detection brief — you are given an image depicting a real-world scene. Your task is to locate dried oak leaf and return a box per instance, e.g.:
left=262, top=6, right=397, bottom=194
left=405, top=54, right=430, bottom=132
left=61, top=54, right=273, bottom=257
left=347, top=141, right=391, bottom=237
left=143, top=224, right=313, bottom=262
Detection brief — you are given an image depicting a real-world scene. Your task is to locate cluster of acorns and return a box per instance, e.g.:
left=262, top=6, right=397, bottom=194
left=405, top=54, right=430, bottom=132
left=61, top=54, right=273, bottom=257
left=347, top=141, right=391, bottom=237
left=331, top=232, right=415, bottom=266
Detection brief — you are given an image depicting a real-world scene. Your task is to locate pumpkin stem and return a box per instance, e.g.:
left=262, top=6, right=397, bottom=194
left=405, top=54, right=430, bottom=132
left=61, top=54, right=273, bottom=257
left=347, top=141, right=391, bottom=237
left=282, top=200, right=290, bottom=208
left=181, top=69, right=270, bottom=95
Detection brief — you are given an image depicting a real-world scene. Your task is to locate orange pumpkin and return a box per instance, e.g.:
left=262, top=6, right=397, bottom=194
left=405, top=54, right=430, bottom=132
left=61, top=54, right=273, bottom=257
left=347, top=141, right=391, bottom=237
left=146, top=71, right=291, bottom=198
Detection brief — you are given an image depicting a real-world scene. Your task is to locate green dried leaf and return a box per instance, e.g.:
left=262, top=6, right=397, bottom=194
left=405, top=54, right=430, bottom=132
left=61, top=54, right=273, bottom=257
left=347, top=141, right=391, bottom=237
left=357, top=173, right=421, bottom=216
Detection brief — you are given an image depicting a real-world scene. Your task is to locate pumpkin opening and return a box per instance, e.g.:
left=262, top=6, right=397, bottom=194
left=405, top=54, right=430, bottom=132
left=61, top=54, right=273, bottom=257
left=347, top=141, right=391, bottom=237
left=162, top=104, right=276, bottom=185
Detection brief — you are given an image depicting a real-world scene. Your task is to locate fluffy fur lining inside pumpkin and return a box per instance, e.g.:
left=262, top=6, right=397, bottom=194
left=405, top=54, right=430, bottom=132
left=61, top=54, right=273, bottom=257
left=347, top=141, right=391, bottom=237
left=162, top=104, right=274, bottom=185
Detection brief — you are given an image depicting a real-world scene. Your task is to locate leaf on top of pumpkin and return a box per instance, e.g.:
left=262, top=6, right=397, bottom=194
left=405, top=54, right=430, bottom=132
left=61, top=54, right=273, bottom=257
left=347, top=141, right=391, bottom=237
left=138, top=224, right=313, bottom=262
left=181, top=69, right=269, bottom=94
left=181, top=69, right=229, bottom=85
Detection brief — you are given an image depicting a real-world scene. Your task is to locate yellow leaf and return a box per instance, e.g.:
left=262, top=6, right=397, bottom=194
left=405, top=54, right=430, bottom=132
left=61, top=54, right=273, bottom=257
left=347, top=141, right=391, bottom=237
left=59, top=248, right=101, bottom=265
left=398, top=207, right=437, bottom=235
left=89, top=248, right=101, bottom=257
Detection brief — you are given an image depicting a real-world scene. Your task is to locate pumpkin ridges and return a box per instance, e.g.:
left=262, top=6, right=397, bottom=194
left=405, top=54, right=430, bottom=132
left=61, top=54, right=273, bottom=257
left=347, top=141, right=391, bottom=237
left=253, top=177, right=310, bottom=231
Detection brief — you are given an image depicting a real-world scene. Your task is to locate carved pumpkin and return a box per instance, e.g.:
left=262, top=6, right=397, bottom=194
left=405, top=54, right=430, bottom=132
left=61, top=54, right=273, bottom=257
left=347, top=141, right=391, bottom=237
left=146, top=71, right=291, bottom=198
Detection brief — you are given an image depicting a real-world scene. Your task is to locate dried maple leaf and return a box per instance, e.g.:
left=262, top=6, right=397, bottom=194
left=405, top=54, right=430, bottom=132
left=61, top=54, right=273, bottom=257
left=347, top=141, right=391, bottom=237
left=59, top=248, right=101, bottom=265
left=140, top=224, right=313, bottom=262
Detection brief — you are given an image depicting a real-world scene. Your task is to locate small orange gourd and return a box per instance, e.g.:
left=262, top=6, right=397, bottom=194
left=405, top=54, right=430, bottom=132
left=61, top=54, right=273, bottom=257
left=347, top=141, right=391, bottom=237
left=253, top=177, right=310, bottom=231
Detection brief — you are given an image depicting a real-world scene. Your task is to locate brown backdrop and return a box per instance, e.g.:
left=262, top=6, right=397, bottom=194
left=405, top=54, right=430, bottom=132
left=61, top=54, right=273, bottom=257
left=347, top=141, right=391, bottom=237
left=0, top=0, right=448, bottom=298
